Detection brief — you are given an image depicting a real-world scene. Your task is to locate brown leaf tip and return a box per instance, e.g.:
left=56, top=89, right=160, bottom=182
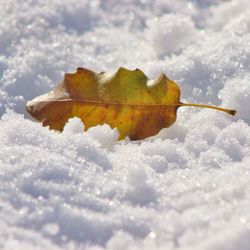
left=229, top=110, right=237, bottom=116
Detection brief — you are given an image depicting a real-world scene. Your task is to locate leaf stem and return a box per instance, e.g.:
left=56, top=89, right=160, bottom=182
left=178, top=102, right=236, bottom=116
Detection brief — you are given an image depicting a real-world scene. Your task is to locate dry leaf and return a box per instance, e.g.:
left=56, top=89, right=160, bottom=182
left=26, top=67, right=236, bottom=140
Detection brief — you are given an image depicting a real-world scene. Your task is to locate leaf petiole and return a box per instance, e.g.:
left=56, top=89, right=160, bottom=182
left=179, top=102, right=236, bottom=116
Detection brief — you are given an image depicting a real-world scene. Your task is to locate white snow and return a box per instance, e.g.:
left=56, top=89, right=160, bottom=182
left=1, top=0, right=250, bottom=249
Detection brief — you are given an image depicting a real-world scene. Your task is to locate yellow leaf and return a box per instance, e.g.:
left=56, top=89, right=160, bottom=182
left=26, top=67, right=236, bottom=140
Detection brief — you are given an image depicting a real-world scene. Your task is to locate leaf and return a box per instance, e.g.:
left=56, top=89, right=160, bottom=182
left=26, top=67, right=236, bottom=141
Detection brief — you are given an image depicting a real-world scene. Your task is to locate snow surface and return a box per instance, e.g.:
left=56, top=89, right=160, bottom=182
left=1, top=0, right=250, bottom=249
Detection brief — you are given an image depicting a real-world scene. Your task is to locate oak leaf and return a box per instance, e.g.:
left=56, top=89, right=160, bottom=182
left=26, top=67, right=236, bottom=140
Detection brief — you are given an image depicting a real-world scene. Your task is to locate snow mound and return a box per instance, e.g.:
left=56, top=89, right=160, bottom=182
left=146, top=14, right=198, bottom=56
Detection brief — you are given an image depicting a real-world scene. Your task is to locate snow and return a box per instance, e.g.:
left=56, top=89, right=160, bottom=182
left=1, top=0, right=250, bottom=249
left=146, top=14, right=198, bottom=56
